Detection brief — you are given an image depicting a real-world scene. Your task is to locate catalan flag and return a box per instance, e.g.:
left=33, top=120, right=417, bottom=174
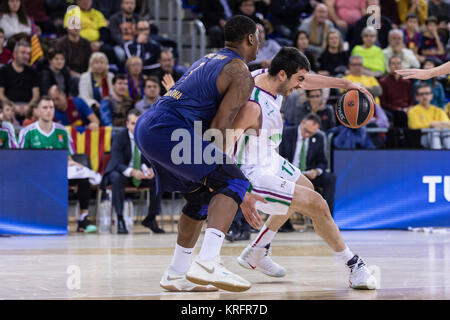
left=66, top=126, right=112, bottom=172
left=30, top=18, right=44, bottom=66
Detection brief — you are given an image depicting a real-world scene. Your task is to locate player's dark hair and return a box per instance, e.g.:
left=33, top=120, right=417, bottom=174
left=302, top=113, right=321, bottom=126
left=113, top=73, right=127, bottom=84
left=224, top=15, right=257, bottom=43
left=269, top=47, right=311, bottom=78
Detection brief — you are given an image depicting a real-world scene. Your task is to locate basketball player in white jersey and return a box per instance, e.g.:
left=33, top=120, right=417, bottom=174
left=160, top=47, right=377, bottom=292
left=231, top=48, right=377, bottom=290
left=396, top=60, right=450, bottom=79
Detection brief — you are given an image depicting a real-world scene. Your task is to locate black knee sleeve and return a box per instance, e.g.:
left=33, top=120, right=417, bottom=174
left=182, top=185, right=215, bottom=221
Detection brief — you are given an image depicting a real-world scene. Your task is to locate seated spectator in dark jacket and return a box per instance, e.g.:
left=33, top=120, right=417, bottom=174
left=124, top=19, right=162, bottom=75
left=301, top=89, right=337, bottom=132
left=0, top=28, right=13, bottom=67
left=248, top=23, right=281, bottom=70
left=49, top=85, right=100, bottom=130
left=294, top=31, right=319, bottom=72
left=269, top=0, right=308, bottom=40
left=40, top=49, right=72, bottom=96
left=199, top=0, right=234, bottom=48
left=102, top=108, right=164, bottom=234
left=99, top=74, right=133, bottom=126
left=109, top=0, right=139, bottom=66
left=318, top=29, right=349, bottom=76
left=150, top=48, right=183, bottom=96
left=23, top=0, right=56, bottom=34
left=56, top=19, right=92, bottom=78
left=418, top=16, right=447, bottom=62
left=235, top=0, right=264, bottom=25
left=135, top=77, right=160, bottom=113
left=92, top=0, right=121, bottom=20
left=350, top=0, right=392, bottom=49
left=279, top=113, right=337, bottom=214
left=412, top=59, right=447, bottom=109
left=379, top=55, right=414, bottom=127
left=0, top=41, right=39, bottom=124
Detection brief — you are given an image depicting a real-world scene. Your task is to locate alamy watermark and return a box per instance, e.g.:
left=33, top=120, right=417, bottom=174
left=66, top=265, right=81, bottom=290
left=366, top=5, right=381, bottom=29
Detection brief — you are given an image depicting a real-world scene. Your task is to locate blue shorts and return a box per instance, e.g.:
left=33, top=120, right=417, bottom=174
left=134, top=108, right=249, bottom=204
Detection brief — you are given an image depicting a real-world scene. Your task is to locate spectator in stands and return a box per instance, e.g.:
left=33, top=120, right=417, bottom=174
left=109, top=0, right=139, bottom=67
left=0, top=41, right=39, bottom=125
left=351, top=26, right=386, bottom=77
left=23, top=0, right=56, bottom=35
left=0, top=28, right=13, bottom=67
left=408, top=83, right=450, bottom=149
left=44, top=0, right=71, bottom=36
left=19, top=96, right=97, bottom=232
left=124, top=19, right=162, bottom=76
left=125, top=56, right=145, bottom=103
left=0, top=0, right=31, bottom=41
left=79, top=52, right=114, bottom=110
left=279, top=113, right=337, bottom=214
left=298, top=3, right=333, bottom=58
left=248, top=23, right=281, bottom=70
left=343, top=55, right=383, bottom=105
left=397, top=0, right=428, bottom=26
left=99, top=74, right=133, bottom=127
left=49, top=85, right=100, bottom=130
left=402, top=13, right=424, bottom=63
left=294, top=30, right=319, bottom=72
left=413, top=59, right=447, bottom=109
left=318, top=29, right=349, bottom=76
left=351, top=0, right=392, bottom=49
left=297, top=89, right=337, bottom=132
left=428, top=0, right=450, bottom=44
left=92, top=0, right=121, bottom=20
left=22, top=102, right=38, bottom=126
left=56, top=15, right=92, bottom=78
left=64, top=0, right=117, bottom=67
left=135, top=77, right=160, bottom=112
left=235, top=0, right=264, bottom=25
left=102, top=108, right=164, bottom=234
left=380, top=0, right=401, bottom=27
left=324, top=0, right=365, bottom=33
left=383, top=29, right=420, bottom=73
left=150, top=48, right=183, bottom=96
left=1, top=100, right=20, bottom=126
left=40, top=49, right=72, bottom=97
left=199, top=0, right=234, bottom=48
left=0, top=105, right=17, bottom=148
left=269, top=0, right=308, bottom=40
left=418, top=16, right=447, bottom=62
left=379, top=55, right=415, bottom=127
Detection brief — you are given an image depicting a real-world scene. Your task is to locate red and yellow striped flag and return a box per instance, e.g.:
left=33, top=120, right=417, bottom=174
left=66, top=126, right=112, bottom=172
left=30, top=18, right=44, bottom=66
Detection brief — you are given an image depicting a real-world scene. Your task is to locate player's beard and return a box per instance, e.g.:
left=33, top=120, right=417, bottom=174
left=278, top=79, right=292, bottom=96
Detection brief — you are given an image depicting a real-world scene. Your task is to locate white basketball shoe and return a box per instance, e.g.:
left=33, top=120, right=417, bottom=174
left=348, top=255, right=377, bottom=290
left=237, top=244, right=286, bottom=277
left=160, top=266, right=218, bottom=292
left=185, top=256, right=252, bottom=292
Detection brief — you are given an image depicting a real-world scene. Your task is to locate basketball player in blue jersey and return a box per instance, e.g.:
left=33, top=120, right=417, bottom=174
left=135, top=16, right=265, bottom=292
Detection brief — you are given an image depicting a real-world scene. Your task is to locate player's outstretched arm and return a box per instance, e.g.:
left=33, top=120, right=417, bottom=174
left=396, top=61, right=450, bottom=80
left=210, top=59, right=255, bottom=152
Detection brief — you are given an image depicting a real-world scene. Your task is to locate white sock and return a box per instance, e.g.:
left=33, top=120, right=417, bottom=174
left=335, top=246, right=355, bottom=265
left=169, top=244, right=193, bottom=274
left=198, top=228, right=225, bottom=261
left=251, top=224, right=276, bottom=248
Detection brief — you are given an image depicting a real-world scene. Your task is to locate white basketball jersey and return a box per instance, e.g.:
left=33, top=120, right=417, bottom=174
left=233, top=69, right=284, bottom=176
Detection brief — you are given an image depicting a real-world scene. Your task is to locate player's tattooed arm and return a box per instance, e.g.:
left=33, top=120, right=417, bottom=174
left=211, top=59, right=254, bottom=152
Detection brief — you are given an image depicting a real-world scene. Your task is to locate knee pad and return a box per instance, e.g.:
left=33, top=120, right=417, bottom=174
left=181, top=185, right=215, bottom=221
left=204, top=164, right=249, bottom=206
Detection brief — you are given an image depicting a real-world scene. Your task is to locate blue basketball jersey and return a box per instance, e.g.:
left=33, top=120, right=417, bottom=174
left=151, top=48, right=243, bottom=129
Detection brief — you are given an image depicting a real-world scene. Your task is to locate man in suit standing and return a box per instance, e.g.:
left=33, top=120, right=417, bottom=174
left=279, top=113, right=336, bottom=218
left=102, top=108, right=164, bottom=234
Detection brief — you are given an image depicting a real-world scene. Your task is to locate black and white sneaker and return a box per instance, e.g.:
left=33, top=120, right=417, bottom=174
left=348, top=255, right=377, bottom=290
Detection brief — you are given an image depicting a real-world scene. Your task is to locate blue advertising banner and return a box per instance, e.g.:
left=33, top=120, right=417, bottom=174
left=333, top=150, right=450, bottom=229
left=0, top=150, right=68, bottom=235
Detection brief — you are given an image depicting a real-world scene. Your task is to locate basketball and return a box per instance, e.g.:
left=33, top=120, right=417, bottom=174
left=335, top=89, right=375, bottom=129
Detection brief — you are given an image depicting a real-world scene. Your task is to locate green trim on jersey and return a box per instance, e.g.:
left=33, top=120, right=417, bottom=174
left=0, top=129, right=12, bottom=149
left=264, top=197, right=291, bottom=207
left=269, top=133, right=282, bottom=145
left=254, top=88, right=260, bottom=102
left=236, top=134, right=250, bottom=168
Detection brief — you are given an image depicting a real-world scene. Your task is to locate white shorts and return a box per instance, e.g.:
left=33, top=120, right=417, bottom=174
left=244, top=154, right=301, bottom=215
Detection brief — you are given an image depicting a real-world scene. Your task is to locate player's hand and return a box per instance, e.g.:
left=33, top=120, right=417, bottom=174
left=240, top=193, right=266, bottom=230
left=395, top=68, right=433, bottom=80
left=162, top=74, right=175, bottom=91
left=345, top=82, right=375, bottom=104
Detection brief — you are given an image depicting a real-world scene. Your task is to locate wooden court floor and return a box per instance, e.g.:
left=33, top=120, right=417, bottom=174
left=0, top=227, right=449, bottom=300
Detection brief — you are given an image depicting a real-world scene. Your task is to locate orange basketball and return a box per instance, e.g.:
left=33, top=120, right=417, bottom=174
left=334, top=89, right=375, bottom=129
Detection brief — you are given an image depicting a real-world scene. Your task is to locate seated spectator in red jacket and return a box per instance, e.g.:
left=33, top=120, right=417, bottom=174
left=379, top=55, right=414, bottom=127
left=49, top=85, right=100, bottom=130
left=40, top=49, right=73, bottom=96
left=0, top=28, right=12, bottom=67
left=0, top=41, right=39, bottom=125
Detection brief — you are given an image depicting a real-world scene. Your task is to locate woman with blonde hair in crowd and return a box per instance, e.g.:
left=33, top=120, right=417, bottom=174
left=125, top=56, right=145, bottom=103
left=79, top=52, right=114, bottom=110
left=318, top=29, right=349, bottom=76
